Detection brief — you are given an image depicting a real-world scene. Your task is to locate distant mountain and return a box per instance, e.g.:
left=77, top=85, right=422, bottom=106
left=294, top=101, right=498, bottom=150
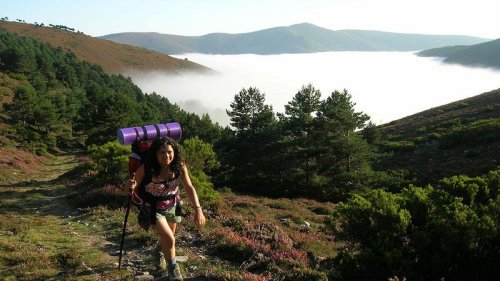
left=416, top=45, right=470, bottom=57
left=100, top=23, right=489, bottom=55
left=418, top=39, right=500, bottom=69
left=0, top=21, right=212, bottom=74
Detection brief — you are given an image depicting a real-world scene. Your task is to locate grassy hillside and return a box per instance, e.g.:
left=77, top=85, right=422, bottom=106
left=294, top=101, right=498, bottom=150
left=101, top=22, right=489, bottom=55
left=0, top=21, right=212, bottom=74
left=376, top=88, right=500, bottom=184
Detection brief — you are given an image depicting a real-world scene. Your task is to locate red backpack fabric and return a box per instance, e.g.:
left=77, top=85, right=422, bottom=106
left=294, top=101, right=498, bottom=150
left=128, top=140, right=152, bottom=175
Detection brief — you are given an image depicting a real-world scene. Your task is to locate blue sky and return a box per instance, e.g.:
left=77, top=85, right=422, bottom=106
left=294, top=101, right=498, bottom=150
left=1, top=0, right=499, bottom=39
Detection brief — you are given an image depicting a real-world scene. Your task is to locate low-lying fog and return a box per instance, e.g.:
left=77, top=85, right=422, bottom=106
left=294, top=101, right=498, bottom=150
left=128, top=52, right=500, bottom=127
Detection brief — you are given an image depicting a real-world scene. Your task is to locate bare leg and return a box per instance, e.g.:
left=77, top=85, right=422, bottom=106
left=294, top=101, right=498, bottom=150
left=155, top=219, right=176, bottom=261
left=157, top=222, right=177, bottom=252
left=169, top=221, right=177, bottom=235
left=157, top=220, right=183, bottom=280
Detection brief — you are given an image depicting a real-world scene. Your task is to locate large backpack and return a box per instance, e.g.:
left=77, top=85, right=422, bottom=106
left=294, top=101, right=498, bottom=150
left=128, top=140, right=152, bottom=230
left=128, top=140, right=152, bottom=175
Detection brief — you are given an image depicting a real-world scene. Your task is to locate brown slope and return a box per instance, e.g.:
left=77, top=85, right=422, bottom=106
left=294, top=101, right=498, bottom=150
left=0, top=21, right=212, bottom=74
left=376, top=88, right=500, bottom=183
left=379, top=88, right=500, bottom=139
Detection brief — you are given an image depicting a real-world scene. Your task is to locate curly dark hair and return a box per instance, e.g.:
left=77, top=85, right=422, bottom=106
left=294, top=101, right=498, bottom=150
left=144, top=137, right=184, bottom=178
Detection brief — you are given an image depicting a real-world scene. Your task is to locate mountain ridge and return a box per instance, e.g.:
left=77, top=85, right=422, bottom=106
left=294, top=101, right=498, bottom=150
left=417, top=38, right=500, bottom=69
left=0, top=21, right=212, bottom=74
left=100, top=22, right=489, bottom=55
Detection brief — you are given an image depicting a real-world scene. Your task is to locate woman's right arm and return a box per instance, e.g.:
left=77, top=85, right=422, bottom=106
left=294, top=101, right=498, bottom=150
left=128, top=164, right=145, bottom=192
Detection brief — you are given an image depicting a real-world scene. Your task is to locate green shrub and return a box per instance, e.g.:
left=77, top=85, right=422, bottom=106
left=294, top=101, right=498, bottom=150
left=438, top=174, right=490, bottom=206
left=189, top=169, right=221, bottom=202
left=368, top=169, right=415, bottom=192
left=413, top=136, right=425, bottom=144
left=379, top=140, right=415, bottom=152
left=9, top=73, right=28, bottom=81
left=88, top=141, right=129, bottom=184
left=485, top=169, right=500, bottom=198
left=182, top=137, right=220, bottom=203
left=328, top=169, right=500, bottom=281
left=27, top=141, right=48, bottom=155
left=440, top=118, right=500, bottom=148
left=0, top=137, right=15, bottom=147
left=43, top=132, right=57, bottom=147
left=427, top=132, right=442, bottom=141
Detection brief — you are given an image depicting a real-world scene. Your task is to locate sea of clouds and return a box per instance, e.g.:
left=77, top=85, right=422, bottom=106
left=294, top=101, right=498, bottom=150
left=127, top=52, right=500, bottom=126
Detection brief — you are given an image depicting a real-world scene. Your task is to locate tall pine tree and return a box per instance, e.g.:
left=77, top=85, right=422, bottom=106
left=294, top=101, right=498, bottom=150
left=280, top=84, right=322, bottom=193
left=316, top=89, right=372, bottom=200
left=225, top=87, right=277, bottom=193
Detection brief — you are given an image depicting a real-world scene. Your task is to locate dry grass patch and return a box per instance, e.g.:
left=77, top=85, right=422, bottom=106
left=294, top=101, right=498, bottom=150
left=0, top=147, right=48, bottom=184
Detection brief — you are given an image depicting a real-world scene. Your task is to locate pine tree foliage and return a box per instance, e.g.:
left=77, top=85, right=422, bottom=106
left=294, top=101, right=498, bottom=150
left=224, top=87, right=277, bottom=193
left=315, top=89, right=372, bottom=197
left=226, top=87, right=275, bottom=136
left=281, top=84, right=322, bottom=192
left=221, top=86, right=374, bottom=200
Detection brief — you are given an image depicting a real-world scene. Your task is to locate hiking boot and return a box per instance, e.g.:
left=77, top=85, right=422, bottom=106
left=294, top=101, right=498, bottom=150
left=168, top=263, right=183, bottom=281
left=154, top=244, right=166, bottom=270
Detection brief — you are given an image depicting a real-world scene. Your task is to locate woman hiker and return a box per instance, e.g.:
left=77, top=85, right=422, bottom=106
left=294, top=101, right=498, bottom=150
left=128, top=137, right=206, bottom=281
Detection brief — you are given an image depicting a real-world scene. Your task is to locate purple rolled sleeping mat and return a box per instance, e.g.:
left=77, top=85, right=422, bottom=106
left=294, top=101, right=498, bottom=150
left=117, top=122, right=182, bottom=145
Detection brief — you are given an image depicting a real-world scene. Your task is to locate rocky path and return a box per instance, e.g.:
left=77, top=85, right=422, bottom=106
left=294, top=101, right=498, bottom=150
left=120, top=231, right=212, bottom=281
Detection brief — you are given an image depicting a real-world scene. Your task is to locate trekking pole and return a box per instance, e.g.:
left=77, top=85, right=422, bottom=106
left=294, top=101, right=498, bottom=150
left=118, top=193, right=132, bottom=270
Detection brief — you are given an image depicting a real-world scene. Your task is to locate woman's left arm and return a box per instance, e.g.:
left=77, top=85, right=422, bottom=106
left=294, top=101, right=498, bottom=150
left=180, top=164, right=206, bottom=228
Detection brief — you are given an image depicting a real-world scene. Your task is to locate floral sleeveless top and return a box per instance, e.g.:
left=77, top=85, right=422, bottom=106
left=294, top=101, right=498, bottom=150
left=144, top=175, right=181, bottom=209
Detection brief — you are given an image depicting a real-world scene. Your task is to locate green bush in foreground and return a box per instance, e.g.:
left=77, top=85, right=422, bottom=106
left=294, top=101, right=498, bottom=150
left=328, top=169, right=500, bottom=281
left=88, top=141, right=129, bottom=184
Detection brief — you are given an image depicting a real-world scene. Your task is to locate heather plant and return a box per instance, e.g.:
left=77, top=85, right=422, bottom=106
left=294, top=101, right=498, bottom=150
left=209, top=226, right=257, bottom=262
left=69, top=182, right=128, bottom=209
left=204, top=193, right=333, bottom=280
left=213, top=271, right=272, bottom=281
